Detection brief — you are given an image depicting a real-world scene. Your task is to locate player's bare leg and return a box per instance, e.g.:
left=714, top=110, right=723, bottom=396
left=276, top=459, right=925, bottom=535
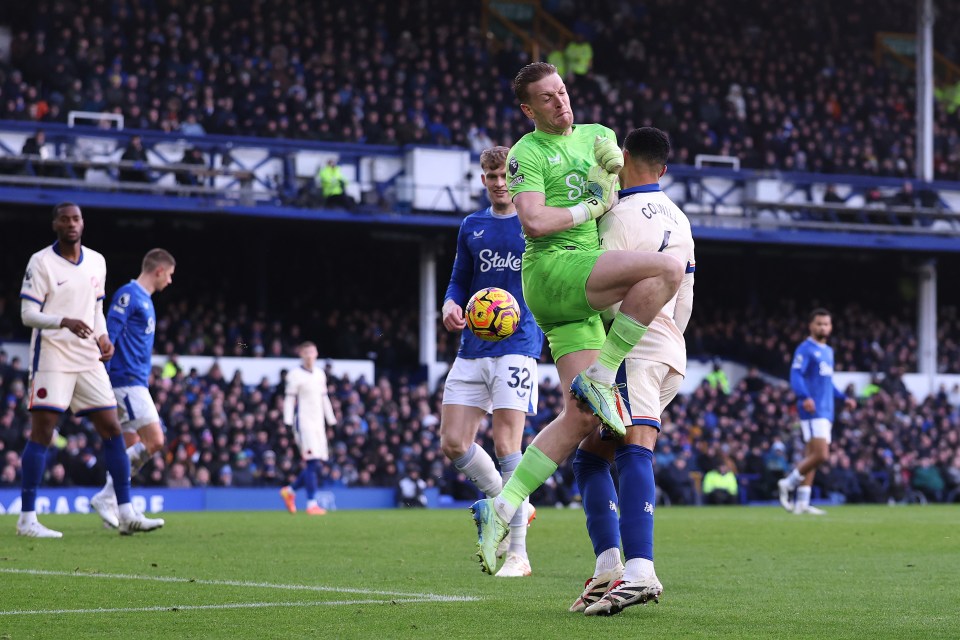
left=17, top=411, right=63, bottom=538
left=473, top=350, right=599, bottom=574
left=573, top=252, right=683, bottom=436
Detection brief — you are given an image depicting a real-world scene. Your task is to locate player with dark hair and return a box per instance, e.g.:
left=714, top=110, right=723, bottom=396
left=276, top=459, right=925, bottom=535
left=571, top=127, right=695, bottom=615
left=470, top=64, right=684, bottom=575
left=90, top=248, right=176, bottom=529
left=440, top=146, right=544, bottom=577
left=778, top=308, right=857, bottom=515
left=17, top=203, right=163, bottom=537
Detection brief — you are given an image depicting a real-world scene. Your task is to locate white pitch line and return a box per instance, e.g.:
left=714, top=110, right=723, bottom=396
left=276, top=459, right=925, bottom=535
left=0, top=568, right=478, bottom=603
left=0, top=599, right=446, bottom=616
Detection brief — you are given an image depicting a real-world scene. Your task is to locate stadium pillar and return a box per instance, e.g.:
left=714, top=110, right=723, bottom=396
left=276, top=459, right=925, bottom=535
left=419, top=240, right=438, bottom=369
left=915, top=0, right=935, bottom=182
left=917, top=259, right=937, bottom=388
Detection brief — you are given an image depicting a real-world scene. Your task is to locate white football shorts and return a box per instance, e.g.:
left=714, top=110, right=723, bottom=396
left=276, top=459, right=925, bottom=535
left=442, top=354, right=539, bottom=415
left=114, top=385, right=161, bottom=432
left=294, top=419, right=329, bottom=461
left=800, top=418, right=833, bottom=443
left=620, top=359, right=684, bottom=431
left=29, top=367, right=117, bottom=416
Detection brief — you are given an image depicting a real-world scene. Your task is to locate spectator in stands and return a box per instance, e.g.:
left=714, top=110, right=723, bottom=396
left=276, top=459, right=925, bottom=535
left=119, top=135, right=150, bottom=183
left=397, top=464, right=428, bottom=507
left=315, top=158, right=355, bottom=211
left=565, top=33, right=593, bottom=77
left=166, top=462, right=193, bottom=488
left=176, top=147, right=206, bottom=187
left=911, top=455, right=945, bottom=502
left=705, top=360, right=731, bottom=395
left=657, top=456, right=696, bottom=505
left=702, top=460, right=738, bottom=505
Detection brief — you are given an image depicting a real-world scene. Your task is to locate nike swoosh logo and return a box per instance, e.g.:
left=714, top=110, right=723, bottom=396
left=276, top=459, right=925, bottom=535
left=57, top=280, right=67, bottom=286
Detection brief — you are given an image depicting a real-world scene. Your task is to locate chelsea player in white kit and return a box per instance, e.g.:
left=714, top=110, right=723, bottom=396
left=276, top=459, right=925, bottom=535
left=90, top=249, right=176, bottom=529
left=778, top=308, right=856, bottom=515
left=17, top=203, right=163, bottom=537
left=570, top=128, right=696, bottom=615
left=440, top=146, right=544, bottom=577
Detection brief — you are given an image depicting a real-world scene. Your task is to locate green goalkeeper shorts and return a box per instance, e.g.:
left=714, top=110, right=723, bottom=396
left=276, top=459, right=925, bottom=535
left=522, top=248, right=606, bottom=360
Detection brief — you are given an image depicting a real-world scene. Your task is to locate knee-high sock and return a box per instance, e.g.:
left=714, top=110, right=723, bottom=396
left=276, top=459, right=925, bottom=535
left=454, top=443, right=502, bottom=497
left=293, top=460, right=319, bottom=499
left=616, top=444, right=655, bottom=561
left=497, top=445, right=557, bottom=520
left=573, top=448, right=620, bottom=557
left=20, top=441, right=47, bottom=513
left=499, top=452, right=528, bottom=556
left=103, top=435, right=132, bottom=505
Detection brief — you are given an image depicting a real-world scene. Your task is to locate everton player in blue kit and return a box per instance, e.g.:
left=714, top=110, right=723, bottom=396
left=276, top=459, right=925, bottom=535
left=440, top=146, right=544, bottom=577
left=90, top=249, right=176, bottom=529
left=778, top=308, right=856, bottom=515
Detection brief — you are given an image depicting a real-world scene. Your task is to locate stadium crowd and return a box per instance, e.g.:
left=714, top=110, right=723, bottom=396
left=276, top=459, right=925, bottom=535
left=1, top=0, right=959, bottom=180
left=1, top=346, right=959, bottom=506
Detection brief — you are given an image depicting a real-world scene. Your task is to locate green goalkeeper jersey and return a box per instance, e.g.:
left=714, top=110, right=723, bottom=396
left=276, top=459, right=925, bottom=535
left=506, top=123, right=618, bottom=254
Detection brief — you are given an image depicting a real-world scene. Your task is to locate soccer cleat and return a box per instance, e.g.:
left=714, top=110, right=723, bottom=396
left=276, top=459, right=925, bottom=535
left=118, top=511, right=165, bottom=535
left=91, top=488, right=120, bottom=528
left=495, top=552, right=532, bottom=578
left=571, top=372, right=626, bottom=437
left=584, top=576, right=663, bottom=616
left=16, top=520, right=63, bottom=538
left=569, top=564, right=624, bottom=613
left=777, top=478, right=794, bottom=512
left=280, top=486, right=297, bottom=514
left=496, top=504, right=538, bottom=558
left=794, top=504, right=826, bottom=516
left=470, top=498, right=509, bottom=575
left=306, top=504, right=327, bottom=515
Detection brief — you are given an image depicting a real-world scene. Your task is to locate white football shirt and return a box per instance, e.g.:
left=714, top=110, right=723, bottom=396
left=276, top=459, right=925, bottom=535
left=283, top=366, right=337, bottom=433
left=598, top=185, right=696, bottom=375
left=20, top=243, right=108, bottom=373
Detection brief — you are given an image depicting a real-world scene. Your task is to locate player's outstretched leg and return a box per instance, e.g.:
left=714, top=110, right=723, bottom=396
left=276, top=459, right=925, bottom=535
left=470, top=498, right=509, bottom=575
left=570, top=373, right=626, bottom=437
left=583, top=575, right=663, bottom=616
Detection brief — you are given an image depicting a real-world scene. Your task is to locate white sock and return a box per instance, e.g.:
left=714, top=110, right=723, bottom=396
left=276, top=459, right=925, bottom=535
left=493, top=495, right=519, bottom=524
left=623, top=558, right=655, bottom=582
left=795, top=486, right=812, bottom=512
left=18, top=511, right=37, bottom=526
left=499, top=452, right=528, bottom=559
left=454, top=443, right=502, bottom=497
left=595, top=547, right=622, bottom=576
left=584, top=362, right=616, bottom=385
left=306, top=499, right=318, bottom=509
left=118, top=502, right=135, bottom=519
left=785, top=468, right=804, bottom=489
left=127, top=441, right=151, bottom=474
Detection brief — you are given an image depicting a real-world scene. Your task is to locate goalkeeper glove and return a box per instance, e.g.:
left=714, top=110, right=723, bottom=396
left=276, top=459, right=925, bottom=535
left=569, top=165, right=619, bottom=223
left=594, top=135, right=624, bottom=174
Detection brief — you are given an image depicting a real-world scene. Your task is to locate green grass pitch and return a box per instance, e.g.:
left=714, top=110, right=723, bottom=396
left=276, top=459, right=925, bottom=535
left=1, top=505, right=957, bottom=639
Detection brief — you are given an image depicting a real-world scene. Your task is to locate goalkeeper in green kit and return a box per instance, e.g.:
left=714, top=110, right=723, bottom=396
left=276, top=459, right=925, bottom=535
left=470, top=62, right=684, bottom=575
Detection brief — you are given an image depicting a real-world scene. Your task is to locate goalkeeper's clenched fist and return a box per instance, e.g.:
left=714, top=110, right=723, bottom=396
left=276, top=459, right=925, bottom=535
left=594, top=135, right=624, bottom=174
left=568, top=165, right=619, bottom=224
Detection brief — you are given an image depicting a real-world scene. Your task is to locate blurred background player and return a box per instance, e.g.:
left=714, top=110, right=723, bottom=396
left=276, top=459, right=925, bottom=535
left=280, top=341, right=337, bottom=515
left=471, top=62, right=683, bottom=575
left=440, top=146, right=544, bottom=578
left=17, top=202, right=163, bottom=537
left=778, top=309, right=857, bottom=515
left=569, top=127, right=696, bottom=615
left=90, top=249, right=176, bottom=528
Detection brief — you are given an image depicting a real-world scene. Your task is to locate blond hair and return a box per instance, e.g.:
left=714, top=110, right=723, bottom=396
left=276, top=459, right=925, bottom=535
left=479, top=146, right=510, bottom=171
